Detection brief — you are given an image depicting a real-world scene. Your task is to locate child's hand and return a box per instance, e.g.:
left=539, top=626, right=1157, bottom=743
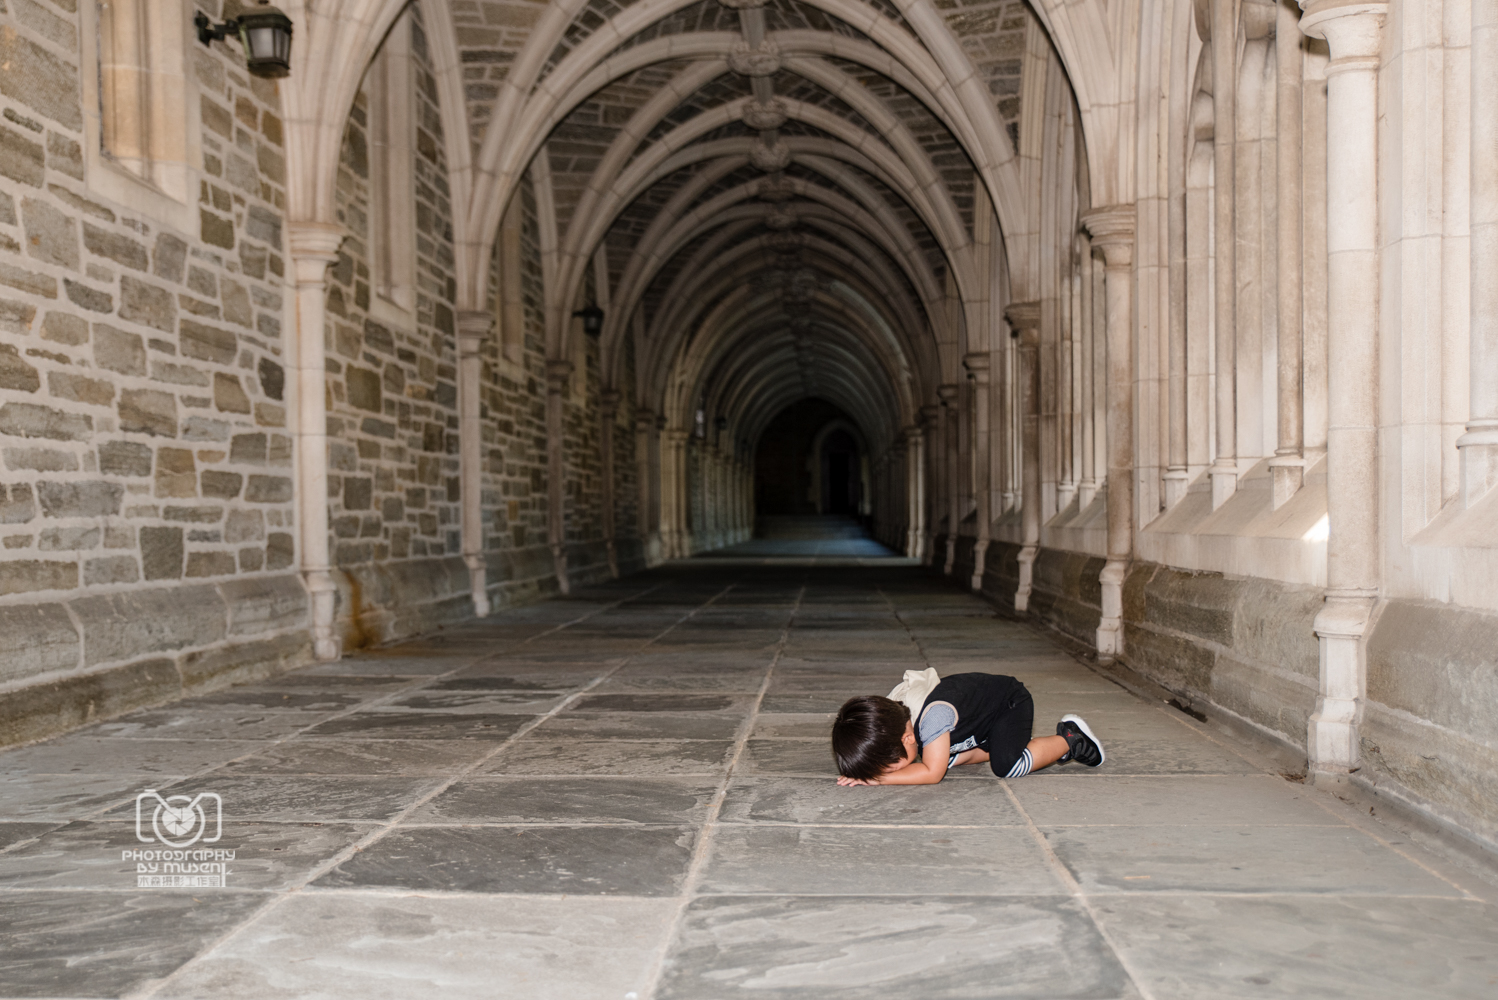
left=836, top=775, right=879, bottom=786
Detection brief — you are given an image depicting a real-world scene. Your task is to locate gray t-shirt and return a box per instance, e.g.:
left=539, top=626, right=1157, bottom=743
left=917, top=700, right=978, bottom=770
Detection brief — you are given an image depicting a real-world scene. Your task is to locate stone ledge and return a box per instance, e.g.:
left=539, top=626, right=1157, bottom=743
left=0, top=657, right=181, bottom=747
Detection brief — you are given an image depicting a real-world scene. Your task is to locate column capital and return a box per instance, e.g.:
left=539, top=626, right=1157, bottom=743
left=963, top=352, right=990, bottom=382
left=636, top=409, right=656, bottom=432
left=937, top=383, right=959, bottom=404
left=286, top=221, right=345, bottom=262
left=1299, top=1, right=1387, bottom=57
left=457, top=310, right=492, bottom=359
left=920, top=404, right=940, bottom=424
left=545, top=358, right=574, bottom=394
left=1081, top=206, right=1135, bottom=267
left=600, top=389, right=621, bottom=418
left=1004, top=300, right=1041, bottom=332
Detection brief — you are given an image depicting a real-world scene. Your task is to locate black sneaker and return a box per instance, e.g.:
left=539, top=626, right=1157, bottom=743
left=1057, top=714, right=1105, bottom=767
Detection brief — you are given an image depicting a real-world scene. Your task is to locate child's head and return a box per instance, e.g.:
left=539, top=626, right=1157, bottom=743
left=831, top=695, right=914, bottom=780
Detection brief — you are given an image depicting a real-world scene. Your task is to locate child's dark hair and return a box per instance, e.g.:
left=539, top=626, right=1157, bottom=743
left=831, top=695, right=911, bottom=780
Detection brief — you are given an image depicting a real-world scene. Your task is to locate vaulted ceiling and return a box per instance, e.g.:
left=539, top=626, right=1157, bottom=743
left=450, top=0, right=1052, bottom=452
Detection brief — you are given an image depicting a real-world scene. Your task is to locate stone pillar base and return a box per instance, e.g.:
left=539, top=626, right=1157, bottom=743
left=304, top=570, right=342, bottom=661
left=464, top=554, right=490, bottom=618
left=1094, top=559, right=1127, bottom=661
left=1457, top=427, right=1498, bottom=508
left=1268, top=455, right=1305, bottom=510
left=1309, top=593, right=1373, bottom=772
left=1162, top=471, right=1190, bottom=510
left=970, top=539, right=989, bottom=592
left=1210, top=465, right=1237, bottom=510
left=1014, top=544, right=1037, bottom=612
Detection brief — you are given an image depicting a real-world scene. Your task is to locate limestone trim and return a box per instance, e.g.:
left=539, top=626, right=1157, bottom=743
left=1462, top=0, right=1498, bottom=507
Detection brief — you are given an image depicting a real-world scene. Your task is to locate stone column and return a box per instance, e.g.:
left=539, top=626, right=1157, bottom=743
left=1270, top=0, right=1307, bottom=510
left=1462, top=0, right=1498, bottom=505
left=288, top=223, right=344, bottom=661
left=1299, top=0, right=1384, bottom=773
left=545, top=359, right=573, bottom=593
left=457, top=311, right=493, bottom=617
left=1210, top=0, right=1239, bottom=509
left=1077, top=241, right=1099, bottom=509
left=919, top=404, right=939, bottom=563
left=965, top=353, right=992, bottom=590
left=635, top=410, right=659, bottom=564
left=1006, top=302, right=1042, bottom=612
left=1081, top=207, right=1136, bottom=661
left=938, top=383, right=960, bottom=574
left=600, top=390, right=620, bottom=578
left=905, top=428, right=922, bottom=557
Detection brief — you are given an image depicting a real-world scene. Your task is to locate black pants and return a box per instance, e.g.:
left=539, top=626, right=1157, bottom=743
left=983, top=679, right=1034, bottom=777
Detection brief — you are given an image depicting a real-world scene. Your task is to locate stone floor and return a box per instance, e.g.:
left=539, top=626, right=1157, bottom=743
left=2, top=559, right=1497, bottom=999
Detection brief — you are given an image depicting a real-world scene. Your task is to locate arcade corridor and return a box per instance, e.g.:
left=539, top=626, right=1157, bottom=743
left=2, top=560, right=1494, bottom=999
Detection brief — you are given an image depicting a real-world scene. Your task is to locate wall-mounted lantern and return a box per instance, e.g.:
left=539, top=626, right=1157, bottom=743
left=573, top=305, right=605, bottom=338
left=195, top=3, right=294, bottom=79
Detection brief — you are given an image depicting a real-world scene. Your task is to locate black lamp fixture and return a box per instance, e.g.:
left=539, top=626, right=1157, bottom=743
left=195, top=3, right=294, bottom=79
left=572, top=305, right=605, bottom=338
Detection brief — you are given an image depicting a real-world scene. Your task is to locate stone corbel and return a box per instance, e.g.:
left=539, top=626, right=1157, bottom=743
left=457, top=310, right=493, bottom=617
left=287, top=222, right=346, bottom=661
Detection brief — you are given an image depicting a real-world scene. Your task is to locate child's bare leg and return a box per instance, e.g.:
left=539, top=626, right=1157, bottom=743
left=1026, top=734, right=1070, bottom=771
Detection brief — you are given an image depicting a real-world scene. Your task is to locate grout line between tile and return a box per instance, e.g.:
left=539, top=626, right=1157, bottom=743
left=636, top=580, right=808, bottom=1000
left=125, top=579, right=742, bottom=1000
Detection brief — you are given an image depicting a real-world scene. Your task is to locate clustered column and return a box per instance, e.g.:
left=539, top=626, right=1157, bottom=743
left=1080, top=207, right=1136, bottom=661
left=545, top=359, right=573, bottom=593
left=1299, top=0, right=1385, bottom=773
left=457, top=311, right=493, bottom=617
left=288, top=223, right=345, bottom=661
left=1461, top=0, right=1498, bottom=505
left=965, top=353, right=992, bottom=590
left=1006, top=302, right=1042, bottom=612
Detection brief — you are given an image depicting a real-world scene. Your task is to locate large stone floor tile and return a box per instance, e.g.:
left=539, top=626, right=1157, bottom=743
left=566, top=692, right=757, bottom=714
left=700, top=825, right=1067, bottom=895
left=0, top=819, right=366, bottom=891
left=296, top=711, right=533, bottom=741
left=1012, top=775, right=1335, bottom=827
left=0, top=773, right=167, bottom=821
left=719, top=776, right=1024, bottom=826
left=1039, top=738, right=1261, bottom=776
left=0, top=822, right=63, bottom=850
left=0, top=737, right=263, bottom=776
left=655, top=895, right=1136, bottom=999
left=379, top=689, right=571, bottom=713
left=82, top=709, right=334, bottom=741
left=1093, top=894, right=1498, bottom=999
left=1045, top=823, right=1465, bottom=896
left=100, top=775, right=441, bottom=823
left=220, top=739, right=496, bottom=776
left=156, top=893, right=678, bottom=1000
left=0, top=889, right=266, bottom=998
left=407, top=776, right=721, bottom=824
left=179, top=687, right=374, bottom=711
left=480, top=739, right=736, bottom=776
left=531, top=711, right=744, bottom=740
left=297, top=656, right=473, bottom=676
left=739, top=739, right=836, bottom=776
left=314, top=825, right=696, bottom=894
left=751, top=713, right=834, bottom=738
left=425, top=669, right=592, bottom=689
left=592, top=673, right=768, bottom=692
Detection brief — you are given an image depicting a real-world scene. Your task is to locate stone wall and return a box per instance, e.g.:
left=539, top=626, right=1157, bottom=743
left=0, top=0, right=309, bottom=741
left=1364, top=601, right=1498, bottom=848
left=322, top=7, right=472, bottom=648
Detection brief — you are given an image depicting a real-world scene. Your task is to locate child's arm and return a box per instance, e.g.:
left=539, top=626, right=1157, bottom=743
left=863, top=731, right=952, bottom=786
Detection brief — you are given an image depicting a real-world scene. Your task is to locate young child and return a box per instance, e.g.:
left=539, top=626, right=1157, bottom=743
left=831, top=672, right=1104, bottom=785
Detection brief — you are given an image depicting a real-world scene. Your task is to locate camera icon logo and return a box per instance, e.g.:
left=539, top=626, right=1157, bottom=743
left=135, top=790, right=222, bottom=848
